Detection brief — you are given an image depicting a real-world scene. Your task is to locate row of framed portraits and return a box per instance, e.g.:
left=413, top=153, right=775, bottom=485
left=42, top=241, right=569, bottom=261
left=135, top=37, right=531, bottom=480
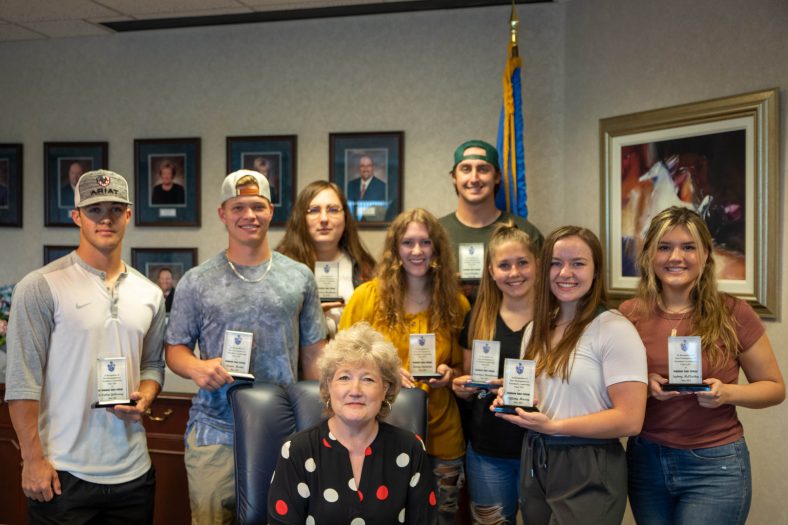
left=0, top=132, right=404, bottom=229
left=44, top=246, right=198, bottom=287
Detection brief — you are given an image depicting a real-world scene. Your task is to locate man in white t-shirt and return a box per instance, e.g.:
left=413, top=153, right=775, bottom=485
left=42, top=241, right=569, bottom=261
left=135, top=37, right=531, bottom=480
left=5, top=170, right=166, bottom=524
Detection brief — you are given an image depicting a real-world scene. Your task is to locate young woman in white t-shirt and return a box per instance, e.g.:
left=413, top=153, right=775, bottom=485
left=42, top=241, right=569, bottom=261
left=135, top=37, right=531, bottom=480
left=493, top=226, right=648, bottom=525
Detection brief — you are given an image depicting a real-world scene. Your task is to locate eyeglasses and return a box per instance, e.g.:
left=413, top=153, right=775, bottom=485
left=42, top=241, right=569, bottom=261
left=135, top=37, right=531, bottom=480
left=306, top=205, right=343, bottom=217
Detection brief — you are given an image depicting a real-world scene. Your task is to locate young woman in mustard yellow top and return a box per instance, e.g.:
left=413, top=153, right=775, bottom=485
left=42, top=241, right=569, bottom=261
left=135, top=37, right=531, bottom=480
left=340, top=208, right=469, bottom=525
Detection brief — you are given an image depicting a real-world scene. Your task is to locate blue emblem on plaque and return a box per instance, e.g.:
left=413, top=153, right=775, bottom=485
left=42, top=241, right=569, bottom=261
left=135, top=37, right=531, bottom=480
left=235, top=334, right=242, bottom=345
left=107, top=361, right=115, bottom=372
left=680, top=341, right=687, bottom=352
left=418, top=336, right=425, bottom=346
left=468, top=246, right=475, bottom=255
left=483, top=343, right=490, bottom=354
left=515, top=363, right=524, bottom=374
left=323, top=264, right=330, bottom=273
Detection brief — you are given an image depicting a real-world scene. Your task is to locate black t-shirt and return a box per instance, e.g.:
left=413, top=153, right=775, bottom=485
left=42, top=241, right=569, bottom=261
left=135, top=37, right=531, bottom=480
left=460, top=314, right=528, bottom=458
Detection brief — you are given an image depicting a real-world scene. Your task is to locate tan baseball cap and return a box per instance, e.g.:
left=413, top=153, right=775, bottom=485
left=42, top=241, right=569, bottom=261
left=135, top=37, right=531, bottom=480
left=74, top=170, right=133, bottom=208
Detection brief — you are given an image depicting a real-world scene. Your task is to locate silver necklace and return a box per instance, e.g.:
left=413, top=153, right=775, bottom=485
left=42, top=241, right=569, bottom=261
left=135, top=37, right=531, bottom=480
left=226, top=251, right=273, bottom=283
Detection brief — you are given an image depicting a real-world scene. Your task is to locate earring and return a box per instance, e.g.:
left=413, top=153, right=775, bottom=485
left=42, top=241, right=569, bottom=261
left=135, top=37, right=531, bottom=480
left=383, top=400, right=392, bottom=411
left=325, top=399, right=331, bottom=409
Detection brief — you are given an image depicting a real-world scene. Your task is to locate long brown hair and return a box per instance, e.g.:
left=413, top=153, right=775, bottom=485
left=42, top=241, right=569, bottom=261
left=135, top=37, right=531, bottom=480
left=524, top=226, right=607, bottom=379
left=467, top=222, right=538, bottom=345
left=633, top=206, right=738, bottom=368
left=375, top=208, right=464, bottom=332
left=276, top=181, right=375, bottom=278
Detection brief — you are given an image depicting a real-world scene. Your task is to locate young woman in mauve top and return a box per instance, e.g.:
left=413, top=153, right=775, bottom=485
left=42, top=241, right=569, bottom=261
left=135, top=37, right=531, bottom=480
left=620, top=206, right=784, bottom=525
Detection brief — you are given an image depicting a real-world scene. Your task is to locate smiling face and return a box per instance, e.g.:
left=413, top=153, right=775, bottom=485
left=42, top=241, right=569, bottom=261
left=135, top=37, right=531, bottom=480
left=306, top=188, right=346, bottom=250
left=328, top=361, right=387, bottom=426
left=397, top=221, right=433, bottom=280
left=157, top=269, right=174, bottom=293
left=451, top=147, right=500, bottom=205
left=72, top=202, right=131, bottom=255
left=549, top=235, right=595, bottom=310
left=652, top=225, right=705, bottom=294
left=358, top=156, right=374, bottom=181
left=489, top=240, right=536, bottom=301
left=218, top=186, right=273, bottom=248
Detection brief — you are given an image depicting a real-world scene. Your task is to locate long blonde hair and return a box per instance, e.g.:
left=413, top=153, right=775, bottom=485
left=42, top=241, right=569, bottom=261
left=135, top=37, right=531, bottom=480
left=375, top=209, right=464, bottom=332
left=467, top=222, right=538, bottom=345
left=634, top=206, right=739, bottom=368
left=524, top=226, right=607, bottom=379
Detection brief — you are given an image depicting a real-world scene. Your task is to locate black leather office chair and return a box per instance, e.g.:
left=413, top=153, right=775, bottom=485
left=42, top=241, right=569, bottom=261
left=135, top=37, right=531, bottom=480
left=227, top=380, right=428, bottom=525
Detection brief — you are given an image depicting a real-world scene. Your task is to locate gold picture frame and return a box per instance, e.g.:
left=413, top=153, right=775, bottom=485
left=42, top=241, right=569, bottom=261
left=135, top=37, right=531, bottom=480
left=600, top=88, right=779, bottom=318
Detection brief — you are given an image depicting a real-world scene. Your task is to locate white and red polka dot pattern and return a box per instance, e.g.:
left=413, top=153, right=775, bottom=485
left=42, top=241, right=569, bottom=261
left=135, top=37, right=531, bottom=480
left=267, top=421, right=437, bottom=524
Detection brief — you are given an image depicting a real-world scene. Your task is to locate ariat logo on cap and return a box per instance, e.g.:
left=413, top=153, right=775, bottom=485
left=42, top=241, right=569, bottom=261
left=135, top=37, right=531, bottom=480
left=96, top=174, right=110, bottom=187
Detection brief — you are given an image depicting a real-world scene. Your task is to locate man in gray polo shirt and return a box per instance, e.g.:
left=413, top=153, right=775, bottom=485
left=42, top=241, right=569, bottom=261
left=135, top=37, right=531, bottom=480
left=5, top=170, right=166, bottom=524
left=165, top=170, right=326, bottom=525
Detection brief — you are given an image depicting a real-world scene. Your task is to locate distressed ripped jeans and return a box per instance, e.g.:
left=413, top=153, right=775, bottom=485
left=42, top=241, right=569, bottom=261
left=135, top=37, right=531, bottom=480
left=466, top=442, right=520, bottom=524
left=429, top=455, right=465, bottom=525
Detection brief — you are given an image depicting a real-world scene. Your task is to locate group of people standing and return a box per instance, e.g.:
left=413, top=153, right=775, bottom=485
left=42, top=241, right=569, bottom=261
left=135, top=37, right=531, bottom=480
left=4, top=138, right=784, bottom=525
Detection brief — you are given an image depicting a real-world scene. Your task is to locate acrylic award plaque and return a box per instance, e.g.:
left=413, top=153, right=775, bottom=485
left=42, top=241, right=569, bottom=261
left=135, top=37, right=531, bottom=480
left=315, top=260, right=340, bottom=301
left=459, top=243, right=484, bottom=281
left=663, top=336, right=709, bottom=392
left=93, top=356, right=136, bottom=408
left=494, top=358, right=539, bottom=414
left=465, top=339, right=501, bottom=389
left=409, top=333, right=441, bottom=380
left=222, top=329, right=255, bottom=381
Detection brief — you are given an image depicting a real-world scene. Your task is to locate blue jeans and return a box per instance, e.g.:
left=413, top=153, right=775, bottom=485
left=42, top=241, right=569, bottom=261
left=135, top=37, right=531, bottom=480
left=465, top=442, right=520, bottom=524
left=627, top=436, right=751, bottom=525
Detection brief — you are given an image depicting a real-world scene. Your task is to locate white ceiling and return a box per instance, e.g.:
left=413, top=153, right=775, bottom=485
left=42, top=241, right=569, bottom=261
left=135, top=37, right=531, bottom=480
left=0, top=0, right=426, bottom=42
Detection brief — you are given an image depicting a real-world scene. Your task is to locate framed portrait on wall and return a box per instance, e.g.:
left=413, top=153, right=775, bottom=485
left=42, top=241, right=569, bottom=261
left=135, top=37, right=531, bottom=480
left=44, top=142, right=108, bottom=227
left=600, top=88, right=779, bottom=318
left=131, top=248, right=198, bottom=313
left=226, top=135, right=297, bottom=227
left=134, top=138, right=201, bottom=227
left=43, top=245, right=77, bottom=265
left=0, top=143, right=23, bottom=227
left=329, top=131, right=403, bottom=228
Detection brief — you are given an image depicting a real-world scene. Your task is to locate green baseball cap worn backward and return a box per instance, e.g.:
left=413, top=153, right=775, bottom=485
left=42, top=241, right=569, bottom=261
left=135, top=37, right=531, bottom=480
left=452, top=140, right=500, bottom=172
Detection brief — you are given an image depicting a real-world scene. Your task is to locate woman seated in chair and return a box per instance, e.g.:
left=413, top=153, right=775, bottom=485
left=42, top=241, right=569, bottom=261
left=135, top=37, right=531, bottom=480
left=267, top=322, right=437, bottom=525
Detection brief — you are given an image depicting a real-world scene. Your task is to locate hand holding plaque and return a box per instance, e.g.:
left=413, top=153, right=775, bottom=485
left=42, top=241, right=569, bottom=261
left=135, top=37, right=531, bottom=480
left=465, top=339, right=501, bottom=389
left=409, top=333, right=441, bottom=380
left=662, top=336, right=710, bottom=392
left=222, top=330, right=255, bottom=381
left=493, top=358, right=539, bottom=414
left=93, top=357, right=136, bottom=408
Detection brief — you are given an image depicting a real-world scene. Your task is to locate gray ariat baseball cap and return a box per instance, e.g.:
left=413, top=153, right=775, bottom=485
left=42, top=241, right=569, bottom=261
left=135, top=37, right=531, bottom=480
left=74, top=170, right=133, bottom=208
left=220, top=169, right=271, bottom=204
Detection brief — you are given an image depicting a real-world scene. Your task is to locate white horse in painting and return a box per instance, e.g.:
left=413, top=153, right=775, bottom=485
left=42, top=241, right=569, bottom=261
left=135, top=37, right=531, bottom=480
left=638, top=155, right=695, bottom=237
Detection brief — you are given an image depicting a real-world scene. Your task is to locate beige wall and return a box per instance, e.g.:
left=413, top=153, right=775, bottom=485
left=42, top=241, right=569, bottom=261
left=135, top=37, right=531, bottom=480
left=1, top=0, right=786, bottom=522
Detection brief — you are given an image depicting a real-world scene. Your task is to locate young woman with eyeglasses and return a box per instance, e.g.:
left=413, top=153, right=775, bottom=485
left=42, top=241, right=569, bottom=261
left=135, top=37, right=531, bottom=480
left=277, top=181, right=376, bottom=336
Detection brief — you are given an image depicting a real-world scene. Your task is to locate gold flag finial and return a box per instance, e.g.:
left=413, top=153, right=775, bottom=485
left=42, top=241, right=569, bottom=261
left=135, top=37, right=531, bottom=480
left=509, top=1, right=519, bottom=57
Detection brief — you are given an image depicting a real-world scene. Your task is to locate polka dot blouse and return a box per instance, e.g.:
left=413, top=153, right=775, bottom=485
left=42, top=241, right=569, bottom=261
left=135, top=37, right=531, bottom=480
left=267, top=420, right=437, bottom=524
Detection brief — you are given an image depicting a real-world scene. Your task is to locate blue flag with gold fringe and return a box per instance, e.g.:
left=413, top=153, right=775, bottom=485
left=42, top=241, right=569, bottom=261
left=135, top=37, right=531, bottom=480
left=496, top=5, right=528, bottom=218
